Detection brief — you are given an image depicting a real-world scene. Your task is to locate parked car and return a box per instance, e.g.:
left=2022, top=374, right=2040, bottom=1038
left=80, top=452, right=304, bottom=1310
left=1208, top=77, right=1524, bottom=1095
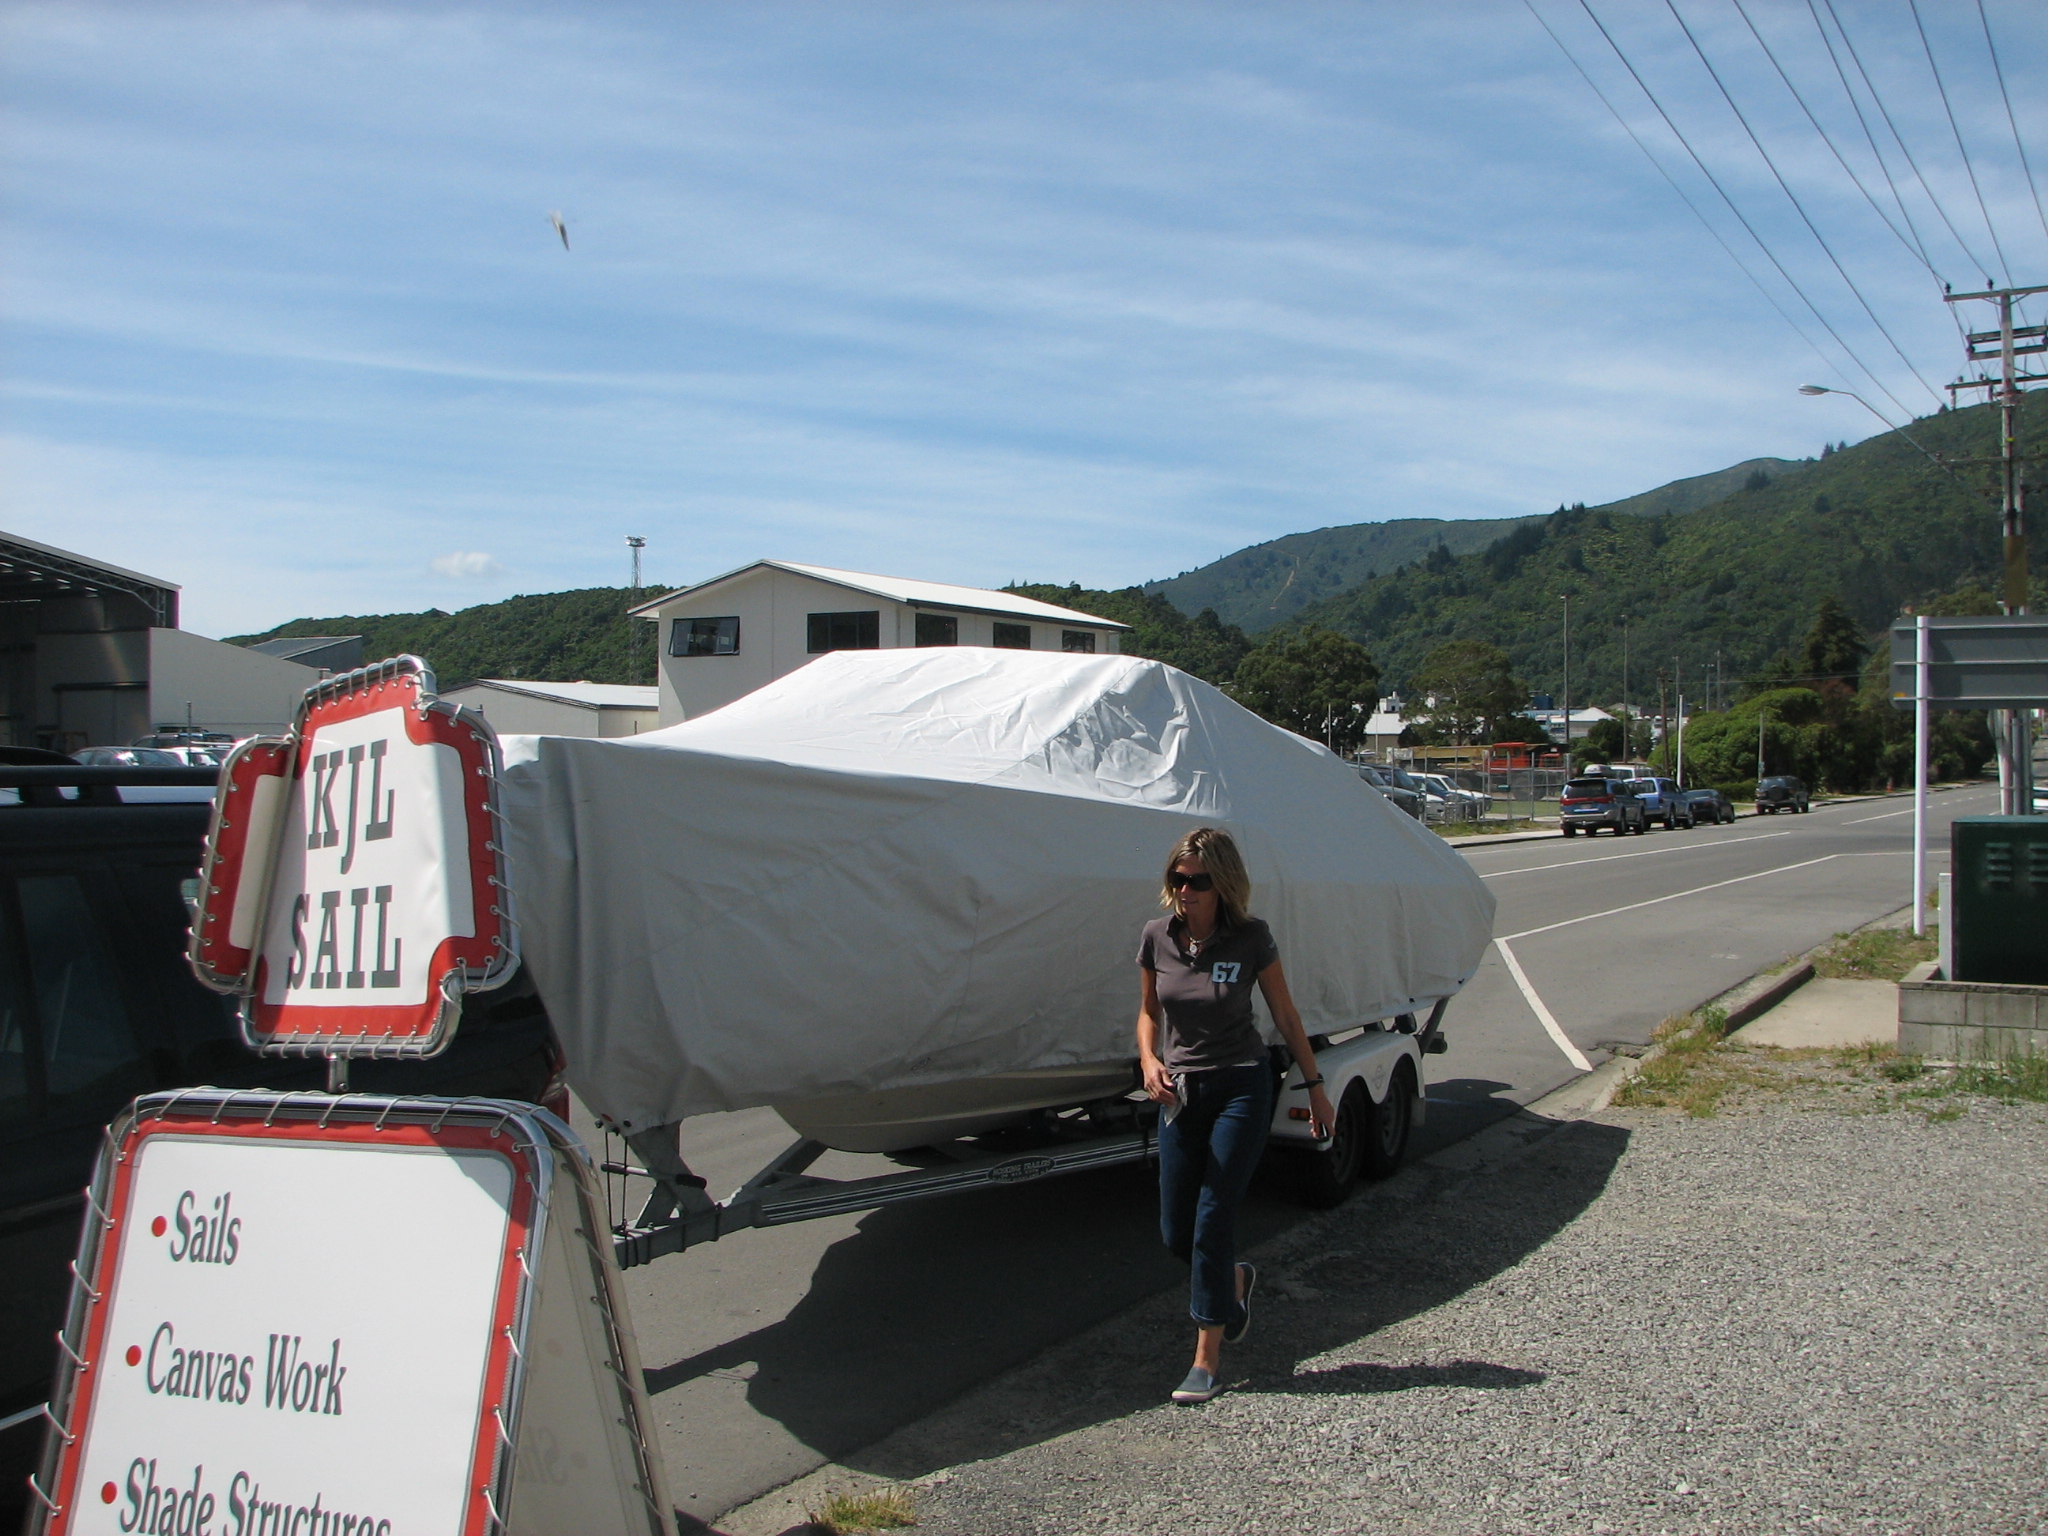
left=131, top=731, right=238, bottom=765
left=1356, top=763, right=1424, bottom=820
left=1559, top=776, right=1649, bottom=836
left=70, top=747, right=218, bottom=802
left=1756, top=774, right=1811, bottom=813
left=1684, top=787, right=1736, bottom=825
left=1414, top=771, right=1491, bottom=817
left=1630, top=776, right=1693, bottom=829
left=0, top=762, right=565, bottom=1525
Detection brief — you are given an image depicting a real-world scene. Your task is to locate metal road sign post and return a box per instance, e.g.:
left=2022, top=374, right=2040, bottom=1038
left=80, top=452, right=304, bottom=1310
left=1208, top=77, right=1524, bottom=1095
left=31, top=658, right=678, bottom=1536
left=1890, top=616, right=2048, bottom=931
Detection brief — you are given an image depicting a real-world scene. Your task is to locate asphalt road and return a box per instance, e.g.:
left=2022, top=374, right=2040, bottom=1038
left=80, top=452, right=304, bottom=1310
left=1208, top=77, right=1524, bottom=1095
left=596, top=781, right=2002, bottom=1528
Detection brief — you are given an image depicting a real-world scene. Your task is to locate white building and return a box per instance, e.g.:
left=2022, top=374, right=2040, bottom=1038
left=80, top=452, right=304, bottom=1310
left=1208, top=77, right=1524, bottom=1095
left=439, top=679, right=660, bottom=738
left=629, top=560, right=1130, bottom=725
left=1526, top=705, right=1613, bottom=743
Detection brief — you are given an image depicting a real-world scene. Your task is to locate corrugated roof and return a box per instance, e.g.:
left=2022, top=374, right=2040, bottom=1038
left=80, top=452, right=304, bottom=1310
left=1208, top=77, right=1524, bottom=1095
left=627, top=560, right=1130, bottom=630
left=460, top=680, right=660, bottom=710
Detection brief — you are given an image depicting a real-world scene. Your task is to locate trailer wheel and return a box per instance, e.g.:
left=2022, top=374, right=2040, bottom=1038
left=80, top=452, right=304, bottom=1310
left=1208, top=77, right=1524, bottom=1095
left=1296, top=1082, right=1369, bottom=1208
left=1361, top=1061, right=1415, bottom=1180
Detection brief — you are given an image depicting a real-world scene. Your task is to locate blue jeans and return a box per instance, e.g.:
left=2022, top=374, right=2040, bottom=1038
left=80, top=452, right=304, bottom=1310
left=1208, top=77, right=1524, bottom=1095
left=1158, top=1062, right=1273, bottom=1329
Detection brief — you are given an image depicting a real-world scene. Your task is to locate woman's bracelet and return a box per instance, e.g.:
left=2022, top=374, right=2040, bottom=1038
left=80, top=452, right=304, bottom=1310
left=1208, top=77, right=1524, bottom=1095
left=1292, top=1076, right=1325, bottom=1091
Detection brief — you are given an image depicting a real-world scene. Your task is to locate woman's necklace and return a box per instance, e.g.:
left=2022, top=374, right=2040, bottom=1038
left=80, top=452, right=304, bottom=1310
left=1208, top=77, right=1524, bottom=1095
left=1184, top=921, right=1215, bottom=953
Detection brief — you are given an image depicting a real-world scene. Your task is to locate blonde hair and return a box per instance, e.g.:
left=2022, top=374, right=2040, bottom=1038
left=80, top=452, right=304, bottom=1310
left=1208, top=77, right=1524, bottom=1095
left=1160, top=827, right=1252, bottom=929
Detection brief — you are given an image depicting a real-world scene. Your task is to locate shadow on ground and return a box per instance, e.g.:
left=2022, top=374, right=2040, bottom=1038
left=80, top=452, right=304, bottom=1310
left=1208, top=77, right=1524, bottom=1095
left=650, top=1100, right=1628, bottom=1527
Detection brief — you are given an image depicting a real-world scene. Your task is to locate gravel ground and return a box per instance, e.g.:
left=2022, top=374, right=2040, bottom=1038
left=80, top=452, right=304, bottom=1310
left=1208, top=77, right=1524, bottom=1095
left=892, top=1095, right=2048, bottom=1536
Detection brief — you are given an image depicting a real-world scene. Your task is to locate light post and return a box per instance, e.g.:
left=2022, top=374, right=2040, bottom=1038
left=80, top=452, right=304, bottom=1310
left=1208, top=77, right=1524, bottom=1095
left=626, top=536, right=647, bottom=685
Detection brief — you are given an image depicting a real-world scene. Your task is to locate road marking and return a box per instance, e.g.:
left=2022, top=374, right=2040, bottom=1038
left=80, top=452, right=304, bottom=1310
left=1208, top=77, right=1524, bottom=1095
left=1843, top=808, right=1915, bottom=824
left=1499, top=853, right=1845, bottom=942
left=1476, top=831, right=1791, bottom=878
left=1494, top=937, right=1593, bottom=1071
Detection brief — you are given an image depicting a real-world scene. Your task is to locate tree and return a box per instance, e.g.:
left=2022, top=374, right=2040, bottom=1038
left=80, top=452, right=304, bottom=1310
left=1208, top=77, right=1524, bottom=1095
left=1580, top=717, right=1625, bottom=762
left=1801, top=594, right=1867, bottom=689
left=1229, top=627, right=1380, bottom=751
left=1411, top=639, right=1523, bottom=745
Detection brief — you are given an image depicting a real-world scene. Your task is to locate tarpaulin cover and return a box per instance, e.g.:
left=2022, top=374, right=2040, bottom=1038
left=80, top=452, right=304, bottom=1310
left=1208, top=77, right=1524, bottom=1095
left=497, top=649, right=1495, bottom=1130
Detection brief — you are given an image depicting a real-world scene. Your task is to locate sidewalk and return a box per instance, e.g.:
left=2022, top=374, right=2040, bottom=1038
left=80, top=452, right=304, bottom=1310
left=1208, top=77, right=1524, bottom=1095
left=732, top=1060, right=2047, bottom=1535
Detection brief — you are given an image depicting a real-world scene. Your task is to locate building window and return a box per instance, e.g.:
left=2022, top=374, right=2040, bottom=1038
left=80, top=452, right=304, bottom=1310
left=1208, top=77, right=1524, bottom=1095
left=915, top=613, right=958, bottom=647
left=1061, top=630, right=1096, bottom=654
left=992, top=623, right=1032, bottom=650
left=671, top=616, right=740, bottom=657
left=807, top=610, right=881, bottom=654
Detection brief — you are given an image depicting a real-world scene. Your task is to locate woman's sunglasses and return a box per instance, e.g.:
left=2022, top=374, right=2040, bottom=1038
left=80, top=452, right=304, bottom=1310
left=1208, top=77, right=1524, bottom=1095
left=1167, top=872, right=1215, bottom=891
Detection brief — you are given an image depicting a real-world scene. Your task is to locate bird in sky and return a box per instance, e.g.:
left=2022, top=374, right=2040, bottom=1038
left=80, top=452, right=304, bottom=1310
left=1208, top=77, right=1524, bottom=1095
left=548, top=211, right=569, bottom=251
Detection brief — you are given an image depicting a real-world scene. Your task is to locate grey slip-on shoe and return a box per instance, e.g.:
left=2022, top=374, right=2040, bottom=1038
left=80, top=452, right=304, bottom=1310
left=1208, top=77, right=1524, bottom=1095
left=1171, top=1367, right=1221, bottom=1404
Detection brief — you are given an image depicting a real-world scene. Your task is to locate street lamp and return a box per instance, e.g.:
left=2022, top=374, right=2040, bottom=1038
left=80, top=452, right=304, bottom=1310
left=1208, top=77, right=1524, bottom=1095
left=1559, top=594, right=1571, bottom=765
left=1797, top=386, right=1956, bottom=482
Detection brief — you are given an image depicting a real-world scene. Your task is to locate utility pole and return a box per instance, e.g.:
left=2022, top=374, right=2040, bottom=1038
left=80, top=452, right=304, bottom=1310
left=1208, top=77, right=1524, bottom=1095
left=626, top=536, right=647, bottom=687
left=1757, top=705, right=1767, bottom=782
left=1559, top=594, right=1570, bottom=765
left=1621, top=615, right=1632, bottom=761
left=1945, top=281, right=2045, bottom=814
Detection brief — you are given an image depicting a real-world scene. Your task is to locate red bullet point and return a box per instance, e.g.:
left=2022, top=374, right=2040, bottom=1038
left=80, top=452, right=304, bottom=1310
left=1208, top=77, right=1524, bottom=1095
left=101, top=1482, right=117, bottom=1503
left=125, top=1345, right=141, bottom=1367
left=151, top=1216, right=166, bottom=1237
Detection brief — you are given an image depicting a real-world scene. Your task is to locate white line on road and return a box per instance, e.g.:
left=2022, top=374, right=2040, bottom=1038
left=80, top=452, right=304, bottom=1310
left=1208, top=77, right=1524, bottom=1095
left=1500, top=854, right=1845, bottom=942
left=1843, top=808, right=1916, bottom=824
left=1494, top=937, right=1593, bottom=1071
left=1476, top=831, right=1791, bottom=878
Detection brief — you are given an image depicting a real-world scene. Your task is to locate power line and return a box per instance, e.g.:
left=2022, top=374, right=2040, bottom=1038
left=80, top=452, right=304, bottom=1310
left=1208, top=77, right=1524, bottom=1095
left=1731, top=0, right=1941, bottom=284
left=1908, top=0, right=2012, bottom=286
left=1574, top=0, right=1923, bottom=425
left=1801, top=0, right=1969, bottom=350
left=1820, top=0, right=1999, bottom=284
left=1522, top=0, right=1854, bottom=390
left=1977, top=0, right=2048, bottom=251
left=1663, top=0, right=1943, bottom=414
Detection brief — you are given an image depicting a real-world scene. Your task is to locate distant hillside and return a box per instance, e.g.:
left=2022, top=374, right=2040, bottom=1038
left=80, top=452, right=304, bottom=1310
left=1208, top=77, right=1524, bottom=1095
left=227, top=585, right=665, bottom=689
left=1284, top=402, right=2039, bottom=704
left=1148, top=456, right=1804, bottom=633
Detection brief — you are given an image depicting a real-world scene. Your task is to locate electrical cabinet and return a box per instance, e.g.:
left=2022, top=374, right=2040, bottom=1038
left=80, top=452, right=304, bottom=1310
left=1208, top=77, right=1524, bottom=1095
left=1950, top=816, right=2048, bottom=985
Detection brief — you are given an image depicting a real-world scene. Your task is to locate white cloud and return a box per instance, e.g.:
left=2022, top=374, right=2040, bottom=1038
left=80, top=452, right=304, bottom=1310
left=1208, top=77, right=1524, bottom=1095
left=431, top=551, right=504, bottom=579
left=1, top=1, right=2040, bottom=633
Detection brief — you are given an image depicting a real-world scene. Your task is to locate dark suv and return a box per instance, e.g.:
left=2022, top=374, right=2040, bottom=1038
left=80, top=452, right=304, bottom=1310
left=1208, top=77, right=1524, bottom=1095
left=1560, top=776, right=1648, bottom=836
left=1756, top=775, right=1811, bottom=814
left=0, top=763, right=562, bottom=1523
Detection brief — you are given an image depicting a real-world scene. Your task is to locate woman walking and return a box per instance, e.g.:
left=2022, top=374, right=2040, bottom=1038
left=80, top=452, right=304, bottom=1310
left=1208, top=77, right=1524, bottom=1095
left=1136, top=827, right=1333, bottom=1404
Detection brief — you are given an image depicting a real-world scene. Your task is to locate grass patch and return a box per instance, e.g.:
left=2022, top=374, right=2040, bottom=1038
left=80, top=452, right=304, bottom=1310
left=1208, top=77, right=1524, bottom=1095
left=810, top=1487, right=917, bottom=1534
left=1614, top=1007, right=1734, bottom=1117
left=1437, top=817, right=1545, bottom=838
left=1808, top=926, right=1936, bottom=982
left=1925, top=1053, right=2048, bottom=1105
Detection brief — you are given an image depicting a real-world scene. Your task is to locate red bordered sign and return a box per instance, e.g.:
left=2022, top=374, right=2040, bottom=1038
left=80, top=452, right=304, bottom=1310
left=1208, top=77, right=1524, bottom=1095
left=29, top=1092, right=675, bottom=1536
left=187, top=655, right=517, bottom=1057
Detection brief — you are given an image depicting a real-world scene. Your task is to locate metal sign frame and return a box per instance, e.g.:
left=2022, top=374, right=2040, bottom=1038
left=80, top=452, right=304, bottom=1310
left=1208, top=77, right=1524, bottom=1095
left=186, top=654, right=519, bottom=1059
left=1889, top=614, right=2048, bottom=711
left=28, top=1091, right=673, bottom=1536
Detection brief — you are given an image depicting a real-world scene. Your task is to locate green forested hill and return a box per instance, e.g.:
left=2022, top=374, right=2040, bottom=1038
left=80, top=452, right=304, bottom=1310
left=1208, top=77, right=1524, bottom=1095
left=1147, top=456, right=1804, bottom=633
left=227, top=585, right=666, bottom=689
left=1284, top=400, right=2041, bottom=704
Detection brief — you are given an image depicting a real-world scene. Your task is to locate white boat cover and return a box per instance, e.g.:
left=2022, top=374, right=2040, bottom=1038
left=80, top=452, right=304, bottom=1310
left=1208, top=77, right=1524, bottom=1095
left=497, top=649, right=1495, bottom=1130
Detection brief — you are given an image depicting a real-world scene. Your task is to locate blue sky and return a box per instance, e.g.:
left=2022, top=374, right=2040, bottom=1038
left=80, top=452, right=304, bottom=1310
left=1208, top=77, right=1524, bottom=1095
left=3, top=2, right=2044, bottom=636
